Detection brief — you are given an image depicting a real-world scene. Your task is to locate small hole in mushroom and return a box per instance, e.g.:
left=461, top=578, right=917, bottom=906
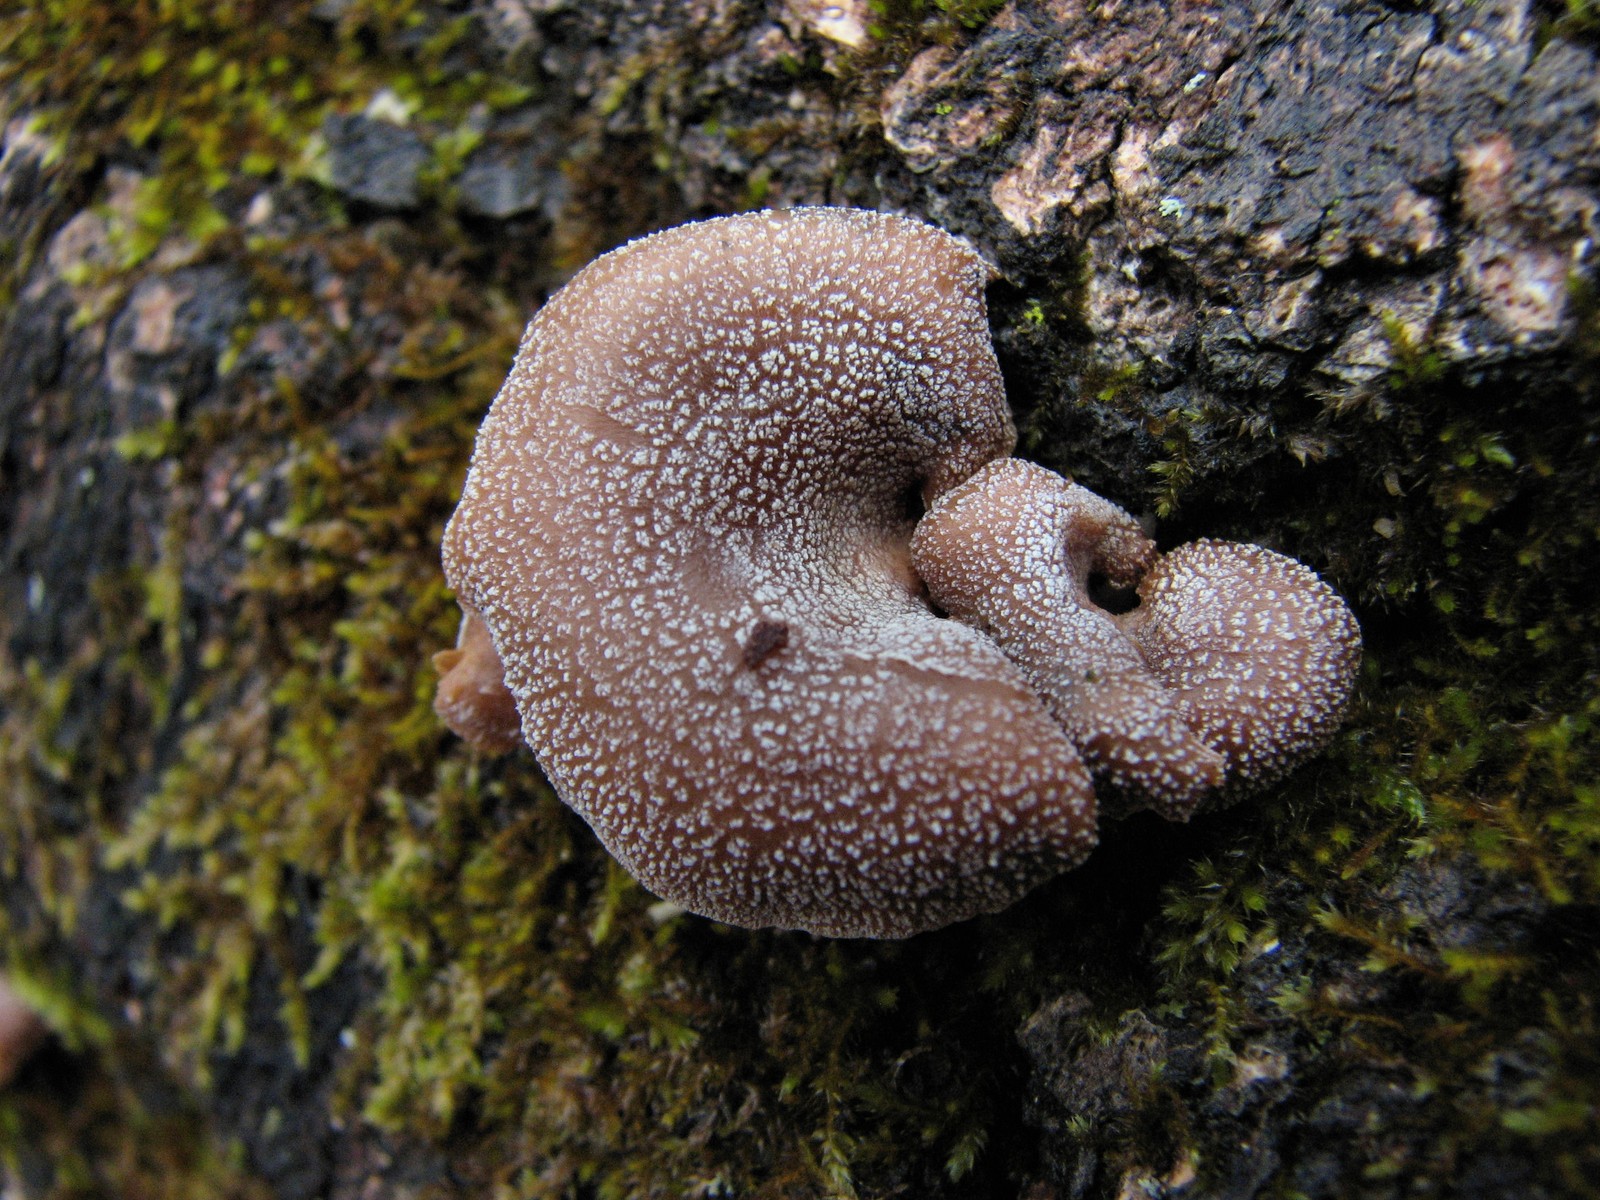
left=741, top=618, right=791, bottom=669
left=900, top=479, right=927, bottom=524
left=1087, top=570, right=1141, bottom=615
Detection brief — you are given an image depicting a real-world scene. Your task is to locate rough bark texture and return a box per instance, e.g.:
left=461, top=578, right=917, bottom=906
left=2, top=1, right=1598, bottom=1198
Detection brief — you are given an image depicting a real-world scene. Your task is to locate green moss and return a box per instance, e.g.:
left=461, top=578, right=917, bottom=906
left=1156, top=859, right=1274, bottom=980
left=866, top=0, right=1008, bottom=44
left=0, top=0, right=527, bottom=282
left=2, top=164, right=1040, bottom=1200
left=1547, top=0, right=1600, bottom=43
left=0, top=1060, right=270, bottom=1200
left=1140, top=544, right=1600, bottom=1191
left=1380, top=310, right=1447, bottom=393
left=1141, top=731, right=1598, bottom=1188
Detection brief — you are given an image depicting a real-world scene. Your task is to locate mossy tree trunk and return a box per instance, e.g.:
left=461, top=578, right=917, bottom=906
left=2, top=1, right=1597, bottom=1198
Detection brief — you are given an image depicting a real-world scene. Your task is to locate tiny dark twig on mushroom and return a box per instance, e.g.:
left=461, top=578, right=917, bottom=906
left=740, top=619, right=791, bottom=670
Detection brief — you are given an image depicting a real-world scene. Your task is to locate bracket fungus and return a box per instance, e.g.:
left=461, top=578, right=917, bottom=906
left=438, top=207, right=1095, bottom=938
left=436, top=206, right=1361, bottom=938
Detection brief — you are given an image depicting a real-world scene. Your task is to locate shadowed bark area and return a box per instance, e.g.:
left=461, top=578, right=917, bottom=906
left=1, top=1, right=1597, bottom=1198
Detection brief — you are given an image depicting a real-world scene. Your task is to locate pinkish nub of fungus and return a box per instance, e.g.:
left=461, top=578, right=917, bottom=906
left=436, top=206, right=1362, bottom=938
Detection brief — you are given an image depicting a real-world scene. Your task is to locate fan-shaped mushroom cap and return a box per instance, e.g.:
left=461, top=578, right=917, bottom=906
left=438, top=207, right=1096, bottom=937
left=912, top=458, right=1361, bottom=817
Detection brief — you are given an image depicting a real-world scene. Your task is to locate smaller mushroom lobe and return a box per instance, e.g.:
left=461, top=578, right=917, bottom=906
left=912, top=458, right=1362, bottom=819
left=1119, top=537, right=1364, bottom=793
left=912, top=459, right=1226, bottom=819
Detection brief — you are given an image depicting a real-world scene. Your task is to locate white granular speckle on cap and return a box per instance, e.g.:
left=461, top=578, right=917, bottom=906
left=436, top=207, right=1097, bottom=938
left=912, top=458, right=1361, bottom=821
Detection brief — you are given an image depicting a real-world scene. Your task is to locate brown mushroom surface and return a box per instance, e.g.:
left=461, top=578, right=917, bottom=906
left=912, top=458, right=1362, bottom=819
left=438, top=208, right=1095, bottom=937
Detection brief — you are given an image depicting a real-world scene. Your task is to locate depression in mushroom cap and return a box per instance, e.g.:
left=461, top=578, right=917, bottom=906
left=437, top=207, right=1096, bottom=938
